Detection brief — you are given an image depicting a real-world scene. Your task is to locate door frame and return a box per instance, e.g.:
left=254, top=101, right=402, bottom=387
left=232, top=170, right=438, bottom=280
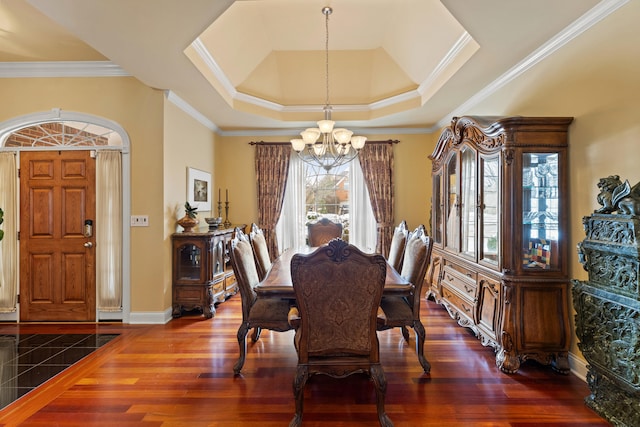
left=0, top=110, right=131, bottom=322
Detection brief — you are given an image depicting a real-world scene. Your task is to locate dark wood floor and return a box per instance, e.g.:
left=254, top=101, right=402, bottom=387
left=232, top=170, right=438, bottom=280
left=0, top=295, right=608, bottom=427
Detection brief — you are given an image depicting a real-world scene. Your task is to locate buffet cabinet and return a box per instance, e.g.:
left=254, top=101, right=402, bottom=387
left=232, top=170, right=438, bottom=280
left=573, top=178, right=640, bottom=426
left=171, top=226, right=244, bottom=318
left=427, top=116, right=573, bottom=373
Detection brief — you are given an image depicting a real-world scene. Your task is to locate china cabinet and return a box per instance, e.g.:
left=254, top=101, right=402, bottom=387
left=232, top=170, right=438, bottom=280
left=171, top=226, right=244, bottom=318
left=427, top=116, right=573, bottom=373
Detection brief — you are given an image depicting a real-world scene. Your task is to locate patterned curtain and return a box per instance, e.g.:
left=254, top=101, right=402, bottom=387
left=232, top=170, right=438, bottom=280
left=358, top=143, right=394, bottom=255
left=255, top=144, right=291, bottom=259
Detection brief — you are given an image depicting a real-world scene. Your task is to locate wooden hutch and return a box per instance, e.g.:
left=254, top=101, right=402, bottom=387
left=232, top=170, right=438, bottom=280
left=427, top=116, right=573, bottom=373
left=171, top=225, right=245, bottom=318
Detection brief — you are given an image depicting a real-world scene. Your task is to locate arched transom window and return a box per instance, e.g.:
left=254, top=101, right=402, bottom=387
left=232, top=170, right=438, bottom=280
left=3, top=121, right=123, bottom=148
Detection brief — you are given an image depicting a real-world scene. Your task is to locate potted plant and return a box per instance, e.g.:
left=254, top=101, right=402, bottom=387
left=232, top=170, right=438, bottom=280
left=177, top=202, right=199, bottom=232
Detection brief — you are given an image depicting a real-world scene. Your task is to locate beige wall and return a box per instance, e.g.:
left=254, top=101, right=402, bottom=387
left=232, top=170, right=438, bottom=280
left=0, top=76, right=167, bottom=316
left=163, top=100, right=217, bottom=312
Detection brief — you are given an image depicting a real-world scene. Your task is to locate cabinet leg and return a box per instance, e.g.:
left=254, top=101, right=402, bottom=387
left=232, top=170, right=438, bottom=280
left=551, top=352, right=570, bottom=374
left=172, top=304, right=182, bottom=318
left=496, top=346, right=520, bottom=374
left=203, top=303, right=216, bottom=319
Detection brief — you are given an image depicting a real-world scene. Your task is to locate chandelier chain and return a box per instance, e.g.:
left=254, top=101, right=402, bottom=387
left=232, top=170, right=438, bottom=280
left=324, top=7, right=330, bottom=108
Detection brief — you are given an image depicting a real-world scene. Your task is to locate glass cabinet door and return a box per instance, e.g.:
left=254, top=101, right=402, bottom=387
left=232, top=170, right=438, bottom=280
left=445, top=153, right=459, bottom=251
left=460, top=146, right=476, bottom=258
left=177, top=244, right=202, bottom=280
left=522, top=153, right=559, bottom=270
left=213, top=240, right=224, bottom=275
left=432, top=172, right=443, bottom=245
left=480, top=155, right=499, bottom=265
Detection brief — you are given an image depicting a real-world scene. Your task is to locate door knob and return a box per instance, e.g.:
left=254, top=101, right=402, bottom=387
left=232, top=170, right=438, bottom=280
left=84, top=242, right=93, bottom=248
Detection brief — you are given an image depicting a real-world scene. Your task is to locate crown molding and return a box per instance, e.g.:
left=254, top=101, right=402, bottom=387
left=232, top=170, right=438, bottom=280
left=165, top=91, right=220, bottom=133
left=440, top=0, right=629, bottom=129
left=0, top=61, right=129, bottom=78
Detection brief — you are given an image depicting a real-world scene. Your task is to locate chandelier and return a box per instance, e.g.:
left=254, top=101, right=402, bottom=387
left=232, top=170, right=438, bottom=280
left=290, top=6, right=366, bottom=171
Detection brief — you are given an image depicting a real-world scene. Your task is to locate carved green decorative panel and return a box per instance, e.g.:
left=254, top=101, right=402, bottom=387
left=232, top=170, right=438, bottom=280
left=573, top=179, right=640, bottom=426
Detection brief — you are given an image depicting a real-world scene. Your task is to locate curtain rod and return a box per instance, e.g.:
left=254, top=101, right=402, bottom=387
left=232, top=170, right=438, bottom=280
left=249, top=139, right=399, bottom=146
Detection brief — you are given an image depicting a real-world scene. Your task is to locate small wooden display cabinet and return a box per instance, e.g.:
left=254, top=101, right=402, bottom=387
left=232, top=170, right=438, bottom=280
left=171, top=226, right=244, bottom=318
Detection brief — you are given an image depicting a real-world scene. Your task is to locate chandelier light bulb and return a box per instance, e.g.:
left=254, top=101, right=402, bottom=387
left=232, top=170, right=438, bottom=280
left=332, top=128, right=353, bottom=144
left=301, top=128, right=321, bottom=144
left=291, top=138, right=305, bottom=152
left=351, top=135, right=367, bottom=150
left=317, top=119, right=335, bottom=134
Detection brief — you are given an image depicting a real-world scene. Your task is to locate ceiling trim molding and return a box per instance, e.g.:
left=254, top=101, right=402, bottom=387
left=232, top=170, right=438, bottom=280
left=418, top=32, right=474, bottom=98
left=165, top=90, right=220, bottom=133
left=439, top=0, right=629, bottom=129
left=217, top=126, right=432, bottom=138
left=0, top=61, right=129, bottom=78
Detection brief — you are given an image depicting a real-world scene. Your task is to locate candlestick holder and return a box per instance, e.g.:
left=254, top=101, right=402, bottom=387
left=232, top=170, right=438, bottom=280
left=223, top=201, right=231, bottom=228
left=217, top=200, right=223, bottom=219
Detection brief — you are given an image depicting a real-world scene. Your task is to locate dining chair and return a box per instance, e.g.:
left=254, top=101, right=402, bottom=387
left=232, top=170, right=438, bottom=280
left=289, top=239, right=393, bottom=427
left=229, top=227, right=295, bottom=374
left=249, top=223, right=271, bottom=281
left=378, top=225, right=434, bottom=373
left=306, top=217, right=343, bottom=247
left=387, top=220, right=408, bottom=272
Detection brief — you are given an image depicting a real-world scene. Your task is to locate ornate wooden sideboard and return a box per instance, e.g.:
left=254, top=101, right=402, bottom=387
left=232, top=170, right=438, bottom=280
left=427, top=116, right=573, bottom=373
left=171, top=226, right=244, bottom=318
left=573, top=175, right=640, bottom=426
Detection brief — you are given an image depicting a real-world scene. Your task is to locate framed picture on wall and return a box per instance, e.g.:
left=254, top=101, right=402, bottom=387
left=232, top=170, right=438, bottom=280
left=187, top=167, right=211, bottom=212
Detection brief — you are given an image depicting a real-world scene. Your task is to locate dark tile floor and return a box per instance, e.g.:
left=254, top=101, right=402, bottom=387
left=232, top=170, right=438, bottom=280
left=0, top=333, right=118, bottom=409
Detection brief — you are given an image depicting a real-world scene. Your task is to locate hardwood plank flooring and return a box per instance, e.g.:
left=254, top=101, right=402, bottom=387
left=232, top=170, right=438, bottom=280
left=0, top=296, right=608, bottom=426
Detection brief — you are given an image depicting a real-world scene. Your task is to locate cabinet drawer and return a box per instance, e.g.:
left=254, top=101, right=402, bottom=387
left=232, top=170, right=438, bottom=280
left=443, top=260, right=477, bottom=281
left=442, top=266, right=477, bottom=300
left=442, top=284, right=475, bottom=321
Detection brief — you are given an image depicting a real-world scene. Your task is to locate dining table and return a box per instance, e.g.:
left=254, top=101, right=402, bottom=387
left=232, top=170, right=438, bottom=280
left=254, top=246, right=413, bottom=299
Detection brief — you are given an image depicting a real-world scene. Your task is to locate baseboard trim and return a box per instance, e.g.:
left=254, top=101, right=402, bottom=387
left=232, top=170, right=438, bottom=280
left=569, top=351, right=588, bottom=382
left=128, top=308, right=173, bottom=324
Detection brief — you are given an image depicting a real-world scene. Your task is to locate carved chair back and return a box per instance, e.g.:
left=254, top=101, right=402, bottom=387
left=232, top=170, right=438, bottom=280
left=289, top=238, right=392, bottom=426
left=229, top=226, right=293, bottom=374
left=307, top=217, right=343, bottom=247
left=377, top=225, right=434, bottom=373
left=400, top=225, right=434, bottom=317
left=249, top=223, right=271, bottom=280
left=387, top=220, right=408, bottom=272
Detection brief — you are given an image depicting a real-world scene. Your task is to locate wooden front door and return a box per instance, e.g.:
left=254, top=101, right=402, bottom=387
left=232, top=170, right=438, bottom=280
left=20, top=151, right=96, bottom=321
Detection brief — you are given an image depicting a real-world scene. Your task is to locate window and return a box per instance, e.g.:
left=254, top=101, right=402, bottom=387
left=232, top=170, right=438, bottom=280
left=276, top=154, right=376, bottom=253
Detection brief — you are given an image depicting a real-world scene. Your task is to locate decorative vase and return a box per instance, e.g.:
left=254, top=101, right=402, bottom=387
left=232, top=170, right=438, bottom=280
left=177, top=215, right=198, bottom=232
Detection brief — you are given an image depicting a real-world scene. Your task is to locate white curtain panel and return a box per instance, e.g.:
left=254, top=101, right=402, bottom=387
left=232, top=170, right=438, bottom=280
left=96, top=150, right=123, bottom=311
left=0, top=153, right=17, bottom=312
left=276, top=154, right=306, bottom=253
left=349, top=158, right=377, bottom=253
